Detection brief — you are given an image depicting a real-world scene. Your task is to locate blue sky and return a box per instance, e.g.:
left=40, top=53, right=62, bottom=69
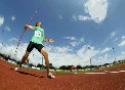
left=0, top=0, right=125, bottom=67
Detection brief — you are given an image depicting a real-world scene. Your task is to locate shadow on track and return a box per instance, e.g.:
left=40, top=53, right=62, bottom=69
left=18, top=71, right=45, bottom=78
left=10, top=67, right=45, bottom=78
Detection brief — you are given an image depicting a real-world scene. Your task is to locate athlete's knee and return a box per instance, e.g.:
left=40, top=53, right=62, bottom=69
left=43, top=50, right=48, bottom=57
left=25, top=51, right=30, bottom=56
left=23, top=52, right=30, bottom=59
left=41, top=48, right=48, bottom=56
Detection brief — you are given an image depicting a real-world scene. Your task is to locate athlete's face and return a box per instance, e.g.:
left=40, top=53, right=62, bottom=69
left=36, top=22, right=41, bottom=26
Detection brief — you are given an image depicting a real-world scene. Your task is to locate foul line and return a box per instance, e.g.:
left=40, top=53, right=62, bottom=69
left=85, top=70, right=125, bottom=75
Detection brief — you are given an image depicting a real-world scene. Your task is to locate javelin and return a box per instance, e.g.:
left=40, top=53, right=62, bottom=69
left=14, top=30, right=26, bottom=56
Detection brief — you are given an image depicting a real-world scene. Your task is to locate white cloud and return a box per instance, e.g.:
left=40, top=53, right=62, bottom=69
left=35, top=10, right=38, bottom=14
left=65, top=36, right=77, bottom=41
left=77, top=46, right=99, bottom=59
left=11, top=16, right=16, bottom=21
left=0, top=37, right=99, bottom=67
left=78, top=15, right=91, bottom=21
left=9, top=37, right=18, bottom=45
left=72, top=15, right=90, bottom=22
left=70, top=37, right=85, bottom=47
left=83, top=0, right=108, bottom=23
left=113, top=37, right=118, bottom=42
left=121, top=51, right=125, bottom=55
left=101, top=47, right=112, bottom=54
left=70, top=41, right=78, bottom=47
left=0, top=16, right=4, bottom=27
left=118, top=39, right=125, bottom=47
left=115, top=53, right=125, bottom=61
left=0, top=42, right=27, bottom=60
left=110, top=31, right=116, bottom=38
left=95, top=54, right=113, bottom=65
left=64, top=36, right=85, bottom=47
left=2, top=36, right=125, bottom=67
left=121, top=36, right=125, bottom=39
left=72, top=15, right=77, bottom=21
left=58, top=15, right=63, bottom=20
left=109, top=31, right=118, bottom=42
left=4, top=26, right=11, bottom=32
left=47, top=45, right=99, bottom=67
left=103, top=31, right=118, bottom=45
left=117, top=36, right=125, bottom=47
left=0, top=41, right=122, bottom=67
left=79, top=37, right=85, bottom=43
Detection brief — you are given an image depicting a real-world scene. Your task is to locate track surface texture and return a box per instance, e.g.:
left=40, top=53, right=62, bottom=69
left=0, top=59, right=125, bottom=90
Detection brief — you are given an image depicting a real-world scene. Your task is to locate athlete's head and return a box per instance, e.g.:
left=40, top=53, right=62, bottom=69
left=35, top=22, right=42, bottom=27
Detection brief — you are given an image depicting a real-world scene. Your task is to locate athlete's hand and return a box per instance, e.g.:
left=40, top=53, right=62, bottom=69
left=24, top=24, right=35, bottom=31
left=45, top=37, right=55, bottom=43
left=24, top=24, right=29, bottom=31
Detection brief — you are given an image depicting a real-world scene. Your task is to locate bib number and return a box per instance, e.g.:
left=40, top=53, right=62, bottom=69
left=35, top=31, right=41, bottom=37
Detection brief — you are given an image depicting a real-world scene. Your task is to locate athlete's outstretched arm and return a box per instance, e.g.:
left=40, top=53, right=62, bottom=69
left=24, top=24, right=35, bottom=30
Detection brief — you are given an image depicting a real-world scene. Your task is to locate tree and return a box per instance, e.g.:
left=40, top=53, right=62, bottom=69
left=76, top=65, right=82, bottom=71
left=28, top=63, right=34, bottom=67
left=49, top=63, right=56, bottom=71
left=59, top=65, right=67, bottom=70
left=37, top=63, right=45, bottom=69
left=67, top=65, right=76, bottom=72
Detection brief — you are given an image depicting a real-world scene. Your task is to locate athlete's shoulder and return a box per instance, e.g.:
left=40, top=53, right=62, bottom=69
left=40, top=27, right=44, bottom=31
left=34, top=26, right=43, bottom=30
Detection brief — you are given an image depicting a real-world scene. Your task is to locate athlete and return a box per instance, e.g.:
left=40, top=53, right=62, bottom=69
left=15, top=22, right=55, bottom=79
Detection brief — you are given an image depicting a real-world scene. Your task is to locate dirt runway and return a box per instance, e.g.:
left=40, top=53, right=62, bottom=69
left=0, top=59, right=125, bottom=90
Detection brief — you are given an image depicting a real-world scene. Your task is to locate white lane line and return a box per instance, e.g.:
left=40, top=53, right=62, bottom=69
left=84, top=70, right=125, bottom=75
left=109, top=71, right=120, bottom=74
left=85, top=72, right=106, bottom=75
left=119, top=70, right=125, bottom=73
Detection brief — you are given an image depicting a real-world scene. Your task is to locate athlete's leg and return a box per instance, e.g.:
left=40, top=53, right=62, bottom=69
left=40, top=48, right=50, bottom=75
left=19, top=51, right=30, bottom=67
left=15, top=42, right=34, bottom=69
left=40, top=48, right=55, bottom=79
